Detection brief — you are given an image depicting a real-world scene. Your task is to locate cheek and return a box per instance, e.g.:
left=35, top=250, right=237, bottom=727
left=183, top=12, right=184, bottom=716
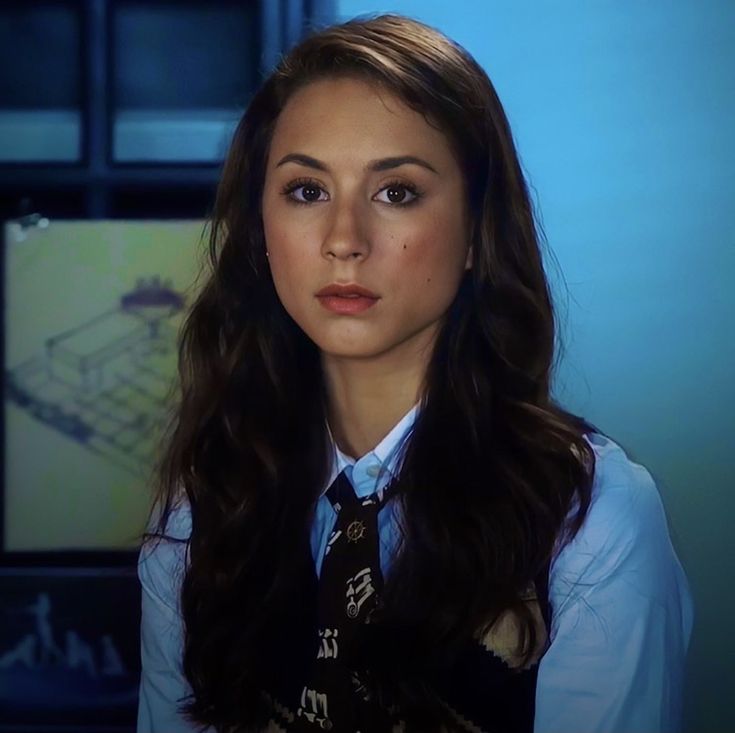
left=396, top=217, right=466, bottom=288
left=268, top=249, right=306, bottom=295
left=264, top=219, right=310, bottom=275
left=264, top=237, right=299, bottom=304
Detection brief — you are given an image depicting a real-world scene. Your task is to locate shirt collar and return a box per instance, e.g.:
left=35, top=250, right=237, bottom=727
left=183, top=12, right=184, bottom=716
left=324, top=400, right=421, bottom=499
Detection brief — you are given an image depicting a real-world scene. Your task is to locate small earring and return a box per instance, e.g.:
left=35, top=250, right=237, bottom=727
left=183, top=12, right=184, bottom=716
left=266, top=251, right=270, bottom=258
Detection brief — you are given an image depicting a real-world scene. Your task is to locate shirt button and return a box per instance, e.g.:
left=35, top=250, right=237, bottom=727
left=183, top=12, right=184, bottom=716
left=366, top=465, right=380, bottom=477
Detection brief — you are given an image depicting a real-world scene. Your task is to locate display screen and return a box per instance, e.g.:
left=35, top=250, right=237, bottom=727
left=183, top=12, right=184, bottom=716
left=3, top=219, right=206, bottom=551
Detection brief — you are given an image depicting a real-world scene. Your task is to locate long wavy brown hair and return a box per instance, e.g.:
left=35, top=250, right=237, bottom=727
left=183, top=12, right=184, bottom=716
left=148, top=13, right=599, bottom=732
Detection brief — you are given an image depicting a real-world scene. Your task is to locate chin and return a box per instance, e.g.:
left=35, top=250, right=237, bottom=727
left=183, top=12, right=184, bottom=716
left=318, top=344, right=377, bottom=359
left=314, top=336, right=387, bottom=360
left=301, top=322, right=377, bottom=353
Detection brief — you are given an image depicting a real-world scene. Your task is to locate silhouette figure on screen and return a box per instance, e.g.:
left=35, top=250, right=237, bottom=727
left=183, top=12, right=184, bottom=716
left=100, top=634, right=126, bottom=676
left=0, top=634, right=37, bottom=669
left=66, top=631, right=98, bottom=677
left=27, top=593, right=65, bottom=667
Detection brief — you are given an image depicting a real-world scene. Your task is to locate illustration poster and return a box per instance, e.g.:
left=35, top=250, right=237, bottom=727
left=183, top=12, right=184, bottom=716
left=3, top=219, right=207, bottom=551
left=0, top=567, right=140, bottom=730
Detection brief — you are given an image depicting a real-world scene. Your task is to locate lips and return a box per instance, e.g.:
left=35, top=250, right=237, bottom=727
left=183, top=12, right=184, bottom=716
left=316, top=282, right=380, bottom=316
left=316, top=283, right=379, bottom=299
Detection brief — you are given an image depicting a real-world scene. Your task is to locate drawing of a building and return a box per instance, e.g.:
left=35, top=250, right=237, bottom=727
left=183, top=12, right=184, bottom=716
left=5, top=276, right=185, bottom=476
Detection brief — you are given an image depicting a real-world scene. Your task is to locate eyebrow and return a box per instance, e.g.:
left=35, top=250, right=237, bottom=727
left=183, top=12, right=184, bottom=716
left=275, top=153, right=438, bottom=175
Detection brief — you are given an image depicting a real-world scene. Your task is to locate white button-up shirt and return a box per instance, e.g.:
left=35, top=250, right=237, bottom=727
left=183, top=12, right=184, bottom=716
left=137, top=402, right=693, bottom=732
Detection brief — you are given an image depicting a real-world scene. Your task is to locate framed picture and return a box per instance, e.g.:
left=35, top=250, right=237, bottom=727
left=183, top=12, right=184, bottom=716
left=0, top=566, right=140, bottom=732
left=2, top=218, right=205, bottom=556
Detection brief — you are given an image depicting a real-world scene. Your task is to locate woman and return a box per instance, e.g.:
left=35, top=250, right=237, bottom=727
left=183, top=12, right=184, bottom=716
left=137, top=14, right=693, bottom=733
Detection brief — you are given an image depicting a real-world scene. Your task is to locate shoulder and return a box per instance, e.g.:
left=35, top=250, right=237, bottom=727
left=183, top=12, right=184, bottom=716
left=577, top=432, right=667, bottom=554
left=537, top=434, right=693, bottom=732
left=138, top=497, right=192, bottom=613
left=551, top=432, right=689, bottom=609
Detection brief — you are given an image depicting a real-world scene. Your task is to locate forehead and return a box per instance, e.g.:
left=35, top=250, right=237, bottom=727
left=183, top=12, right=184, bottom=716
left=268, top=76, right=457, bottom=168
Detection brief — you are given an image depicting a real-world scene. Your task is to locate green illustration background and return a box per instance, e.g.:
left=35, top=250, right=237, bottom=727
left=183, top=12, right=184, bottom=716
left=4, top=220, right=209, bottom=550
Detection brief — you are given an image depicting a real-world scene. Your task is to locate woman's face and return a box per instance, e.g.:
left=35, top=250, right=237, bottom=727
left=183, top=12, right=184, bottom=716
left=261, top=76, right=472, bottom=365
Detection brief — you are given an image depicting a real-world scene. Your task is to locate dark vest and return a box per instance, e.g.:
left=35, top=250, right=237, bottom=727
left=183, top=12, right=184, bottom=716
left=260, top=479, right=552, bottom=733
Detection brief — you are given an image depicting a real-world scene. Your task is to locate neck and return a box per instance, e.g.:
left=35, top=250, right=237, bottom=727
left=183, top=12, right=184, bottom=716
left=321, top=340, right=431, bottom=460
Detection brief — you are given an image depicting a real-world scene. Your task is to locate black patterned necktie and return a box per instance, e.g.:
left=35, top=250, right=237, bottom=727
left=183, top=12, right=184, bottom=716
left=292, top=468, right=400, bottom=732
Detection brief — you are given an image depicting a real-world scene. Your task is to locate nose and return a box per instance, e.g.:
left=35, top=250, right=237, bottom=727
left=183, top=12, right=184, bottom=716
left=321, top=196, right=370, bottom=261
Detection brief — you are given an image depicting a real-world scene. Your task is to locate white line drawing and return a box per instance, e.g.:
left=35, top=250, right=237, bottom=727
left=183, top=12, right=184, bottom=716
left=324, top=529, right=342, bottom=556
left=297, top=686, right=331, bottom=728
left=345, top=567, right=375, bottom=619
left=316, top=628, right=339, bottom=659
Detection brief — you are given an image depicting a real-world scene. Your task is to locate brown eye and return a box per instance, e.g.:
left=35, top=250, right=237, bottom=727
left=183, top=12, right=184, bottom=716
left=283, top=180, right=328, bottom=204
left=302, top=185, right=322, bottom=202
left=374, top=182, right=420, bottom=206
left=386, top=187, right=406, bottom=203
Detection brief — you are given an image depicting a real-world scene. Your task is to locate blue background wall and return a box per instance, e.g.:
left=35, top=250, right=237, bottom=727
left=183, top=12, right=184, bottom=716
left=336, top=2, right=734, bottom=731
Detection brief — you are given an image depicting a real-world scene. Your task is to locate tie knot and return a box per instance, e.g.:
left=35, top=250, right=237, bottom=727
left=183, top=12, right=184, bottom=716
left=325, top=469, right=399, bottom=513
